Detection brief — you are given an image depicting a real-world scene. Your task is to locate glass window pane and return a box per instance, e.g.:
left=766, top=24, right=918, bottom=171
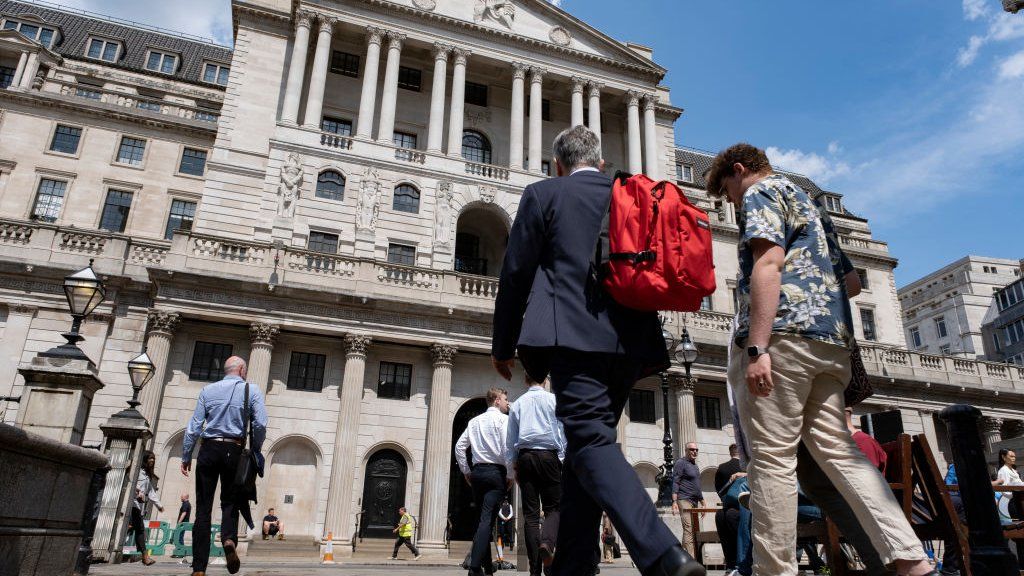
left=387, top=244, right=415, bottom=266
left=393, top=132, right=417, bottom=149
left=218, top=66, right=229, bottom=85
left=392, top=184, right=420, bottom=213
left=99, top=189, right=133, bottom=232
left=38, top=28, right=54, bottom=47
left=87, top=39, right=103, bottom=59
left=287, top=352, right=326, bottom=392
left=165, top=199, right=197, bottom=239
left=627, top=389, right=656, bottom=424
left=321, top=117, right=353, bottom=136
left=203, top=64, right=216, bottom=83
left=308, top=231, right=339, bottom=253
left=315, top=171, right=345, bottom=201
left=102, top=42, right=118, bottom=61
left=461, top=130, right=492, bottom=164
left=179, top=148, right=207, bottom=176
left=50, top=125, right=82, bottom=154
left=146, top=52, right=161, bottom=70
left=19, top=23, right=39, bottom=40
left=32, top=179, right=66, bottom=222
left=378, top=362, right=412, bottom=400
left=3, top=20, right=18, bottom=30
left=189, top=341, right=233, bottom=381
left=117, top=137, right=146, bottom=165
left=0, top=66, right=14, bottom=89
left=161, top=55, right=176, bottom=74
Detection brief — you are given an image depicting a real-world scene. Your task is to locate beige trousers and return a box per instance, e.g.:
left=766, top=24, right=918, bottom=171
left=676, top=500, right=697, bottom=557
left=729, top=334, right=925, bottom=576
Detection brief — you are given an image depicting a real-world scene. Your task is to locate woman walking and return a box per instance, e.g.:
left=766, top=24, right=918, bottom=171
left=128, top=450, right=164, bottom=565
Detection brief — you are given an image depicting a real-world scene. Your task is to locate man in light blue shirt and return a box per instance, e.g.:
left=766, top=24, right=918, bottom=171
left=180, top=356, right=267, bottom=576
left=506, top=376, right=566, bottom=576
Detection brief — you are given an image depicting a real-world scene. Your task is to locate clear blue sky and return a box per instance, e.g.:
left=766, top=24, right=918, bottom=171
left=65, top=0, right=1024, bottom=285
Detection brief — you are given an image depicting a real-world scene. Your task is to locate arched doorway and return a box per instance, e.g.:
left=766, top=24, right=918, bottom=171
left=447, top=398, right=489, bottom=540
left=455, top=206, right=509, bottom=278
left=634, top=462, right=661, bottom=503
left=264, top=438, right=320, bottom=536
left=360, top=449, right=408, bottom=539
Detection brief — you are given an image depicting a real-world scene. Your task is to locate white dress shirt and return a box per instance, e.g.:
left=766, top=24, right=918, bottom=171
left=455, top=406, right=511, bottom=478
left=505, top=385, right=566, bottom=469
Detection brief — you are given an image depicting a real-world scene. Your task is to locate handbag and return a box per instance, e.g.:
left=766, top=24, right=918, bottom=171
left=612, top=542, right=622, bottom=559
left=844, top=342, right=873, bottom=407
left=602, top=534, right=616, bottom=546
left=232, top=381, right=260, bottom=495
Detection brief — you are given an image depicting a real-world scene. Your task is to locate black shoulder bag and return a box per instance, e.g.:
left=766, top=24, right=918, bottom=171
left=233, top=382, right=259, bottom=495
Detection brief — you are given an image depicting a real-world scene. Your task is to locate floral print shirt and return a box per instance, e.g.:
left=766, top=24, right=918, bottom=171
left=734, top=174, right=854, bottom=349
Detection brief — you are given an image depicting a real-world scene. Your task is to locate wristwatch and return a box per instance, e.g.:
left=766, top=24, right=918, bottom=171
left=747, top=345, right=769, bottom=359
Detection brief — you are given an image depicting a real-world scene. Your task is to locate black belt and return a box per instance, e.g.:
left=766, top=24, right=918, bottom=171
left=519, top=448, right=558, bottom=454
left=473, top=463, right=507, bottom=470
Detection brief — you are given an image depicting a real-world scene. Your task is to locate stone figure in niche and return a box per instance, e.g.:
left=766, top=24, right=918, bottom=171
left=434, top=183, right=455, bottom=248
left=357, top=166, right=382, bottom=231
left=277, top=153, right=303, bottom=218
left=474, top=0, right=515, bottom=29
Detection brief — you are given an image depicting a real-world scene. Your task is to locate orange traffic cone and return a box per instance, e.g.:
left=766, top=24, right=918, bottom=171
left=322, top=531, right=335, bottom=564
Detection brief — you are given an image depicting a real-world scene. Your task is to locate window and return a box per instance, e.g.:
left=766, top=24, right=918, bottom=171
left=31, top=178, right=66, bottom=222
left=393, top=131, right=418, bottom=150
left=993, top=332, right=1002, bottom=353
left=136, top=99, right=162, bottom=112
left=1006, top=319, right=1024, bottom=346
left=189, top=341, right=233, bottom=381
left=178, top=148, right=207, bottom=176
left=700, top=295, right=713, bottom=311
left=387, top=243, right=416, bottom=266
left=676, top=163, right=693, bottom=183
left=49, top=125, right=82, bottom=155
left=997, top=282, right=1024, bottom=311
left=455, top=233, right=487, bottom=275
left=86, top=38, right=120, bottom=62
left=935, top=317, right=948, bottom=339
left=910, top=326, right=922, bottom=348
left=940, top=344, right=951, bottom=355
left=316, top=171, right=345, bottom=201
left=287, top=352, right=326, bottom=392
left=860, top=308, right=876, bottom=341
left=541, top=160, right=551, bottom=176
left=195, top=109, right=218, bottom=123
left=309, top=231, right=339, bottom=254
left=525, top=96, right=552, bottom=121
left=164, top=199, right=196, bottom=239
left=145, top=50, right=178, bottom=74
left=465, top=81, right=488, bottom=107
left=330, top=50, right=360, bottom=77
left=628, top=389, right=656, bottom=424
left=321, top=116, right=353, bottom=136
left=378, top=362, right=412, bottom=400
left=855, top=268, right=869, bottom=290
left=75, top=86, right=102, bottom=100
left=695, top=395, right=722, bottom=429
left=0, top=66, right=14, bottom=89
left=202, top=62, right=230, bottom=86
left=393, top=184, right=420, bottom=213
left=6, top=20, right=57, bottom=47
left=397, top=66, right=421, bottom=91
left=116, top=136, right=146, bottom=166
left=826, top=196, right=843, bottom=213
left=462, top=130, right=492, bottom=164
left=99, top=189, right=133, bottom=233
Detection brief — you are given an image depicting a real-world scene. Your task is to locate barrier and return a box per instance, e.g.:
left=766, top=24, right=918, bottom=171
left=323, top=531, right=335, bottom=564
left=121, top=521, right=224, bottom=558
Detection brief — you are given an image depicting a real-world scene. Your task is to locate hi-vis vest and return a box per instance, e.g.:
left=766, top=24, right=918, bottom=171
left=398, top=513, right=415, bottom=538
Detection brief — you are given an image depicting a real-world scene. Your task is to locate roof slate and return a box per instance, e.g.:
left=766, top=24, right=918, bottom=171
left=0, top=0, right=233, bottom=87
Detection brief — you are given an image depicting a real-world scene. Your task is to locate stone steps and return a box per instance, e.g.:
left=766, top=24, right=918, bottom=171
left=246, top=535, right=320, bottom=560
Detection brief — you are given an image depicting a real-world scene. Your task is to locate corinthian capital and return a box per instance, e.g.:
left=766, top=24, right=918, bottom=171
left=587, top=82, right=604, bottom=98
left=365, top=26, right=385, bottom=47
left=642, top=93, right=659, bottom=112
left=529, top=67, right=548, bottom=82
left=981, top=416, right=1004, bottom=434
left=570, top=76, right=586, bottom=94
left=452, top=47, right=471, bottom=66
left=431, top=343, right=458, bottom=367
left=433, top=42, right=453, bottom=61
left=344, top=334, right=372, bottom=357
left=147, top=310, right=180, bottom=336
left=318, top=15, right=339, bottom=33
left=669, top=373, right=696, bottom=392
left=386, top=30, right=407, bottom=50
left=295, top=8, right=316, bottom=29
left=625, top=89, right=642, bottom=108
left=511, top=62, right=529, bottom=81
left=250, top=322, right=280, bottom=347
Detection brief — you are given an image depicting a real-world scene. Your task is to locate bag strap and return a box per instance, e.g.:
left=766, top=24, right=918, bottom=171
left=241, top=381, right=251, bottom=451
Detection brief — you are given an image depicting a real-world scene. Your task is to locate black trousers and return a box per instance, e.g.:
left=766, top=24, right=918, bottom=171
left=715, top=507, right=740, bottom=568
left=192, top=440, right=241, bottom=573
left=469, top=463, right=507, bottom=572
left=517, top=449, right=561, bottom=576
left=549, top=351, right=678, bottom=576
left=128, top=506, right=146, bottom=552
left=393, top=535, right=419, bottom=557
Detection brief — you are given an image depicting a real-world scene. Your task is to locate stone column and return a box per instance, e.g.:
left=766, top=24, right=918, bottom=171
left=0, top=305, right=35, bottom=420
left=248, top=322, right=279, bottom=394
left=280, top=9, right=314, bottom=125
left=508, top=62, right=527, bottom=170
left=301, top=15, right=338, bottom=128
left=642, top=94, right=660, bottom=180
left=376, top=31, right=406, bottom=142
left=527, top=67, right=546, bottom=173
left=587, top=82, right=603, bottom=148
left=11, top=51, right=28, bottom=89
left=617, top=408, right=629, bottom=457
left=355, top=27, right=385, bottom=139
left=446, top=48, right=470, bottom=156
left=137, top=310, right=180, bottom=438
left=18, top=51, right=40, bottom=90
left=426, top=43, right=451, bottom=152
left=673, top=375, right=698, bottom=449
left=981, top=416, right=1004, bottom=457
left=626, top=90, right=643, bottom=174
left=323, top=334, right=370, bottom=544
left=570, top=76, right=586, bottom=127
left=418, top=344, right=458, bottom=550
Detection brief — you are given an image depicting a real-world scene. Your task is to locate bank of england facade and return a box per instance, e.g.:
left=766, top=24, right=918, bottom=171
left=1, top=0, right=1023, bottom=555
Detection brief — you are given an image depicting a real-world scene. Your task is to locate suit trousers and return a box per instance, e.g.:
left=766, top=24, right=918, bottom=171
left=715, top=507, right=741, bottom=569
left=192, top=440, right=241, bottom=573
left=469, top=463, right=507, bottom=572
left=729, top=334, right=925, bottom=576
left=517, top=449, right=562, bottom=576
left=549, top=350, right=678, bottom=576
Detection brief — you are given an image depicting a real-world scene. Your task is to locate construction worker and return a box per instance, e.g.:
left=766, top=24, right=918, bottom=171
left=391, top=506, right=422, bottom=560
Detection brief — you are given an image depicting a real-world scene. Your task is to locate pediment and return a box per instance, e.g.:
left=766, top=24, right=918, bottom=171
left=383, top=0, right=664, bottom=75
left=0, top=29, right=60, bottom=61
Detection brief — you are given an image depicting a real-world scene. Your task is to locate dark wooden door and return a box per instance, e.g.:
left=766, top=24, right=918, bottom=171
left=448, top=398, right=488, bottom=540
left=360, top=449, right=407, bottom=539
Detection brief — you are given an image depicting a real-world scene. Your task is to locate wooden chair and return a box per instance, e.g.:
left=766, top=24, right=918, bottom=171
left=687, top=506, right=722, bottom=566
left=909, top=434, right=973, bottom=576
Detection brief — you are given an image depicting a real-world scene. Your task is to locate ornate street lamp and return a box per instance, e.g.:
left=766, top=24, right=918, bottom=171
left=125, top=349, right=156, bottom=413
left=40, top=260, right=106, bottom=362
left=678, top=328, right=699, bottom=380
left=655, top=326, right=678, bottom=507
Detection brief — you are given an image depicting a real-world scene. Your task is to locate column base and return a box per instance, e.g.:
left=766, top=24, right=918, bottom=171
left=319, top=539, right=354, bottom=559
left=414, top=540, right=450, bottom=555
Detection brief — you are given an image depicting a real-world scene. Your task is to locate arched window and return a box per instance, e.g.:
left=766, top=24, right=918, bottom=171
left=315, top=170, right=345, bottom=201
left=461, top=130, right=492, bottom=165
left=393, top=184, right=420, bottom=214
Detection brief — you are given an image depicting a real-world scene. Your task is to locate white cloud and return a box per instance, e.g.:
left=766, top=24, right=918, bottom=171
left=57, top=0, right=233, bottom=46
left=765, top=147, right=851, bottom=185
left=998, top=50, right=1024, bottom=79
left=957, top=35, right=985, bottom=67
left=963, top=0, right=989, bottom=21
left=827, top=141, right=842, bottom=155
left=955, top=6, right=1024, bottom=68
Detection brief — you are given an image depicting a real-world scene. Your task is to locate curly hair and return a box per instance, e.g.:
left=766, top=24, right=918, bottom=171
left=705, top=143, right=772, bottom=197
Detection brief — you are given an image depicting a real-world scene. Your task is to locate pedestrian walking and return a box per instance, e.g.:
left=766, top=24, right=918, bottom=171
left=506, top=375, right=565, bottom=575
left=706, top=142, right=935, bottom=576
left=181, top=356, right=267, bottom=576
left=172, top=492, right=191, bottom=556
left=671, top=442, right=705, bottom=556
left=492, top=125, right=703, bottom=576
left=601, top=513, right=617, bottom=564
left=127, top=450, right=163, bottom=566
left=455, top=387, right=512, bottom=576
left=496, top=499, right=515, bottom=562
left=391, top=506, right=422, bottom=560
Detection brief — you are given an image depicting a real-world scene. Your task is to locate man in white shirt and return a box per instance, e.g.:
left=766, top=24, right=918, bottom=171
left=455, top=387, right=513, bottom=576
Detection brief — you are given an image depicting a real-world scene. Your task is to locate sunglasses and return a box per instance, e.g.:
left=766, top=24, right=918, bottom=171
left=687, top=448, right=699, bottom=452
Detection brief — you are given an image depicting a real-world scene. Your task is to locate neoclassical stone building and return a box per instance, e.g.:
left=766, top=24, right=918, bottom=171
left=1, top=0, right=1023, bottom=557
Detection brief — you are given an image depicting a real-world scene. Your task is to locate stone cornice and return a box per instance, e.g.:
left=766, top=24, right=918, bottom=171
left=233, top=2, right=292, bottom=27
left=60, top=61, right=225, bottom=100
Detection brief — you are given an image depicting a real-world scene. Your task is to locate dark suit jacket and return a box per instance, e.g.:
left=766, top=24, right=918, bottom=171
left=491, top=170, right=668, bottom=378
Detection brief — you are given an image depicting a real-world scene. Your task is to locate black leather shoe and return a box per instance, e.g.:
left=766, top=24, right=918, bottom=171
left=642, top=545, right=705, bottom=576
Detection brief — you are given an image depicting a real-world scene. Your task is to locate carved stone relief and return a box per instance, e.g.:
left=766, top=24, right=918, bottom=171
left=549, top=26, right=572, bottom=46
left=277, top=153, right=303, bottom=219
left=478, top=186, right=496, bottom=204
left=434, top=182, right=455, bottom=249
left=412, top=0, right=437, bottom=10
left=474, top=0, right=515, bottom=29
left=357, top=165, right=382, bottom=232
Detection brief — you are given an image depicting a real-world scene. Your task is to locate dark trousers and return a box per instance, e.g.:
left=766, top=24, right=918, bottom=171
left=128, top=506, right=146, bottom=552
left=193, top=440, right=241, bottom=573
left=715, top=507, right=740, bottom=568
left=550, top=351, right=679, bottom=576
left=393, top=535, right=419, bottom=557
left=940, top=493, right=968, bottom=571
left=470, top=463, right=507, bottom=572
left=518, top=449, right=562, bottom=576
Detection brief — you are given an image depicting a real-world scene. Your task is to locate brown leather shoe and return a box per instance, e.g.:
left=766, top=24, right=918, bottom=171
left=223, top=539, right=241, bottom=574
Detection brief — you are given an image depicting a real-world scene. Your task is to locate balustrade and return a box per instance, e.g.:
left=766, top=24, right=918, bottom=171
left=288, top=250, right=357, bottom=277
left=128, top=242, right=169, bottom=266
left=59, top=232, right=106, bottom=255
left=465, top=161, right=510, bottom=181
left=321, top=132, right=354, bottom=150
left=0, top=221, right=34, bottom=244
left=53, top=79, right=219, bottom=124
left=376, top=262, right=440, bottom=289
left=394, top=148, right=426, bottom=164
left=458, top=274, right=498, bottom=299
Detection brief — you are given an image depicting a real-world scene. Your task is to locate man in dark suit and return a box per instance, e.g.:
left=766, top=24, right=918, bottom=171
left=491, top=125, right=704, bottom=576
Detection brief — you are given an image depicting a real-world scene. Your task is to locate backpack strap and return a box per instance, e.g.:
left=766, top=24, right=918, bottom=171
left=241, top=381, right=251, bottom=450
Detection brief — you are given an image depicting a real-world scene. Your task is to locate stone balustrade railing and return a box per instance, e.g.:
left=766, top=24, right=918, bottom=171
left=464, top=161, right=510, bottom=181
left=858, top=344, right=1024, bottom=390
left=49, top=79, right=219, bottom=125
left=394, top=148, right=426, bottom=164
left=321, top=132, right=354, bottom=150
left=840, top=234, right=889, bottom=254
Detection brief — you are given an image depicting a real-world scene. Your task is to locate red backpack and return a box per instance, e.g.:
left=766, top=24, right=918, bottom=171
left=594, top=172, right=716, bottom=312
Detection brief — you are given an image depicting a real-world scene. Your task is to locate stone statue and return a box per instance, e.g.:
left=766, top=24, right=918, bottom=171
left=277, top=153, right=303, bottom=218
left=434, top=183, right=455, bottom=248
left=357, top=166, right=382, bottom=231
left=474, top=0, right=515, bottom=29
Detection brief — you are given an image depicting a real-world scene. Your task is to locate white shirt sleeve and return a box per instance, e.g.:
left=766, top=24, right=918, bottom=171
left=455, top=426, right=472, bottom=476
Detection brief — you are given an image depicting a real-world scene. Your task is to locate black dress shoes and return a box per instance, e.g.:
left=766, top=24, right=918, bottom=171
left=642, top=545, right=705, bottom=576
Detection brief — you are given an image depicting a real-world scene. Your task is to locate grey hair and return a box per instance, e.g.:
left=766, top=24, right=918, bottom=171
left=552, top=125, right=601, bottom=170
left=224, top=356, right=246, bottom=374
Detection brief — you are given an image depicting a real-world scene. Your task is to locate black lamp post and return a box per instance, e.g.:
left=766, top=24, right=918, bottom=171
left=39, top=260, right=106, bottom=361
left=678, top=328, right=699, bottom=380
left=655, top=327, right=678, bottom=507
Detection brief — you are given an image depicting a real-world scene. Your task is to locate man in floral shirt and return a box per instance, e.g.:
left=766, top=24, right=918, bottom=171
left=706, top=143, right=934, bottom=576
